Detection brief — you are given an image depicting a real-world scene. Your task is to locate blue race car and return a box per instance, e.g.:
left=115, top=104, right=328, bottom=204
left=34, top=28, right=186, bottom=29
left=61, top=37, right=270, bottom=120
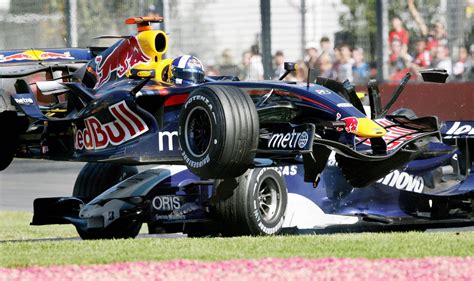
left=2, top=16, right=470, bottom=238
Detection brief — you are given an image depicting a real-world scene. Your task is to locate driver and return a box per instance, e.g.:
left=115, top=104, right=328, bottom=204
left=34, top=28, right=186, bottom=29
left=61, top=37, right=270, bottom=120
left=167, top=55, right=205, bottom=85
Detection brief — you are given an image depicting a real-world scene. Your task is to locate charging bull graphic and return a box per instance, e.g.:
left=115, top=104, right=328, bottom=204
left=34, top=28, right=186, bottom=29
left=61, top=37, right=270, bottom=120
left=0, top=50, right=74, bottom=63
left=93, top=36, right=150, bottom=89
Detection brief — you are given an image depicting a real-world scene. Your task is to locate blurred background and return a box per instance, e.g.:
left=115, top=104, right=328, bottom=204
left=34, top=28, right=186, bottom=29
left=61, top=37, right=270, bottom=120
left=0, top=0, right=472, bottom=83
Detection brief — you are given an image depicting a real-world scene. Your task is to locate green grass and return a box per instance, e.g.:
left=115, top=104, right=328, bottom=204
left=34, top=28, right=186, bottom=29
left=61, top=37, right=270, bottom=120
left=0, top=211, right=78, bottom=240
left=1, top=211, right=474, bottom=268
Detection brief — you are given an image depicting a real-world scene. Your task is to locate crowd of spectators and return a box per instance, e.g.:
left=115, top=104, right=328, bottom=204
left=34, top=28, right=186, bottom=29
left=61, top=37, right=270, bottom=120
left=205, top=1, right=473, bottom=84
left=388, top=0, right=473, bottom=82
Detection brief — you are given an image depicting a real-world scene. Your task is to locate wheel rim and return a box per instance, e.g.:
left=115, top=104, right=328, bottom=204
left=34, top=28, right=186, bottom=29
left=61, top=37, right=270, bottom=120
left=257, top=177, right=280, bottom=222
left=185, top=106, right=212, bottom=158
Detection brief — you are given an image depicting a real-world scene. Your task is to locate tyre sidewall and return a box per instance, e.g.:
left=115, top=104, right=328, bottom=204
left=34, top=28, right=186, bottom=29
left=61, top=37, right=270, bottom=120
left=246, top=168, right=287, bottom=235
left=179, top=87, right=225, bottom=174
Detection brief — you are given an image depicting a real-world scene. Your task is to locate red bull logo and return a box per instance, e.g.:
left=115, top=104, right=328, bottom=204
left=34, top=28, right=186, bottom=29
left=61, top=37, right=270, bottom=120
left=74, top=101, right=149, bottom=150
left=0, top=50, right=74, bottom=63
left=342, top=117, right=359, bottom=134
left=93, top=36, right=150, bottom=89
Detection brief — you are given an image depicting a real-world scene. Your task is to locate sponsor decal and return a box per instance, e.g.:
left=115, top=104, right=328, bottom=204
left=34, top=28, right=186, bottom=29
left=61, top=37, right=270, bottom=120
left=337, top=103, right=353, bottom=108
left=268, top=129, right=309, bottom=149
left=94, top=36, right=150, bottom=89
left=74, top=101, right=148, bottom=150
left=14, top=97, right=34, bottom=105
left=444, top=121, right=474, bottom=139
left=256, top=166, right=298, bottom=177
left=0, top=50, right=74, bottom=63
left=184, top=94, right=213, bottom=110
left=158, top=131, right=179, bottom=151
left=152, top=196, right=181, bottom=211
left=342, top=117, right=359, bottom=133
left=377, top=170, right=424, bottom=193
left=315, top=89, right=332, bottom=95
left=182, top=152, right=210, bottom=168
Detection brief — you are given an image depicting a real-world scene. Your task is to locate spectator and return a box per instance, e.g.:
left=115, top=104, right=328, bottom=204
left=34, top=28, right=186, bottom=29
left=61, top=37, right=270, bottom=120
left=352, top=47, right=369, bottom=85
left=218, top=49, right=240, bottom=77
left=206, top=65, right=220, bottom=76
left=426, top=20, right=448, bottom=51
left=389, top=39, right=412, bottom=80
left=297, top=60, right=309, bottom=81
left=334, top=44, right=353, bottom=82
left=412, top=38, right=431, bottom=69
left=319, top=36, right=335, bottom=62
left=464, top=44, right=474, bottom=80
left=240, top=45, right=264, bottom=80
left=304, top=42, right=319, bottom=72
left=273, top=50, right=286, bottom=79
left=453, top=46, right=469, bottom=80
left=408, top=0, right=447, bottom=51
left=389, top=15, right=409, bottom=53
left=432, top=46, right=452, bottom=75
left=318, top=53, right=337, bottom=80
left=239, top=51, right=252, bottom=80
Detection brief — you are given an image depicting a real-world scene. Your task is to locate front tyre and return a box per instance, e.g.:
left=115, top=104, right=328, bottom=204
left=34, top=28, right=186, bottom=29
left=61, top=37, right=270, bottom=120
left=0, top=112, right=18, bottom=171
left=72, top=163, right=140, bottom=239
left=76, top=220, right=142, bottom=240
left=73, top=163, right=138, bottom=199
left=179, top=85, right=259, bottom=179
left=214, top=168, right=288, bottom=236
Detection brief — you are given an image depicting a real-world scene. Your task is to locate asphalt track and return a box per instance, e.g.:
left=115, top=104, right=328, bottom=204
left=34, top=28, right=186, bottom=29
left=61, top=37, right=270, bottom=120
left=0, top=159, right=154, bottom=211
left=0, top=159, right=85, bottom=211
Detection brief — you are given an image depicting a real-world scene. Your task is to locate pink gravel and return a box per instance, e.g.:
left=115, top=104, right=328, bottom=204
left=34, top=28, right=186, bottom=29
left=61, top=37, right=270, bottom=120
left=1, top=257, right=473, bottom=281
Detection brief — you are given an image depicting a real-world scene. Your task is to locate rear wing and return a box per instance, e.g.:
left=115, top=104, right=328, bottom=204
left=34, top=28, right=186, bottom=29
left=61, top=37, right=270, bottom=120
left=0, top=48, right=93, bottom=65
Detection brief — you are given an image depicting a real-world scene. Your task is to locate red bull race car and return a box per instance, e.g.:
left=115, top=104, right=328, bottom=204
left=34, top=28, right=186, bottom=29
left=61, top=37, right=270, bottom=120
left=1, top=16, right=473, bottom=238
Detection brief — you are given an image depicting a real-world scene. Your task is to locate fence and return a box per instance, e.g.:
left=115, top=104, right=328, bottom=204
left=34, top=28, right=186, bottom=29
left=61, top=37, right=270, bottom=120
left=0, top=0, right=472, bottom=82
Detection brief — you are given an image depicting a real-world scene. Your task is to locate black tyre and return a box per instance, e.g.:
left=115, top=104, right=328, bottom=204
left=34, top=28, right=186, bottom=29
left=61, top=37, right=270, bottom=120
left=214, top=168, right=288, bottom=236
left=178, top=85, right=259, bottom=179
left=73, top=162, right=138, bottom=199
left=0, top=112, right=18, bottom=171
left=73, top=162, right=140, bottom=239
left=76, top=219, right=142, bottom=240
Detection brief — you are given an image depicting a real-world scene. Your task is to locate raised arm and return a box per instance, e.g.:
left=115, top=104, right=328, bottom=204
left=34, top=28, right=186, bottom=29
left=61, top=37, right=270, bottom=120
left=408, top=0, right=429, bottom=36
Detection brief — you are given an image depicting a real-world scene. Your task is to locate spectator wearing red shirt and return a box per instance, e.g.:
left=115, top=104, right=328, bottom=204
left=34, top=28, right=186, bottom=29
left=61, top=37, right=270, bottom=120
left=412, top=38, right=431, bottom=68
left=389, top=39, right=412, bottom=81
left=408, top=0, right=448, bottom=51
left=425, top=20, right=448, bottom=51
left=389, top=16, right=409, bottom=53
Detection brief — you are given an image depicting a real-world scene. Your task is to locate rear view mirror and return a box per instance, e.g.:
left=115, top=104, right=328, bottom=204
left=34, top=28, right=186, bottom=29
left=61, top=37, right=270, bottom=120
left=418, top=69, right=449, bottom=83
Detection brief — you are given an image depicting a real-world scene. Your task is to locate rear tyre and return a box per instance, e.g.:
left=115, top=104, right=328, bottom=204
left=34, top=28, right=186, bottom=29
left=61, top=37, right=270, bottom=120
left=178, top=85, right=259, bottom=179
left=73, top=162, right=140, bottom=239
left=0, top=112, right=18, bottom=171
left=213, top=168, right=288, bottom=236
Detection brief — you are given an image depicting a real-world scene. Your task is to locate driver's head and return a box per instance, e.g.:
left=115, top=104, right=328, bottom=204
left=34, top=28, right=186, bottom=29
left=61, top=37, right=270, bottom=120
left=170, top=55, right=205, bottom=85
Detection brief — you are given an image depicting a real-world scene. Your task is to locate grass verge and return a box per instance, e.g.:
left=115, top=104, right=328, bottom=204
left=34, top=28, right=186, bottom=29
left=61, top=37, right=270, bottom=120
left=1, top=211, right=473, bottom=268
